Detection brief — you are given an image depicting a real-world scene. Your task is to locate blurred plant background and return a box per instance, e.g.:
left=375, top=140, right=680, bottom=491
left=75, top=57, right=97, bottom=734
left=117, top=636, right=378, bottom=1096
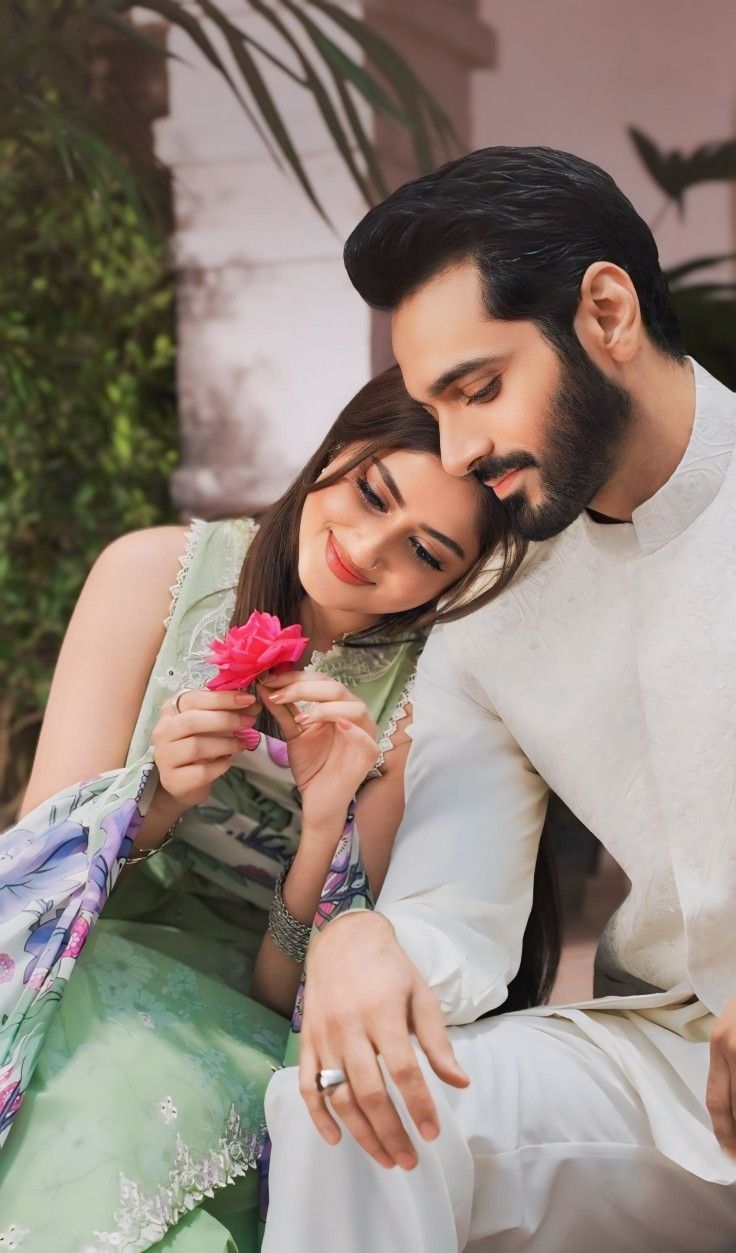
left=629, top=127, right=736, bottom=390
left=0, top=0, right=454, bottom=819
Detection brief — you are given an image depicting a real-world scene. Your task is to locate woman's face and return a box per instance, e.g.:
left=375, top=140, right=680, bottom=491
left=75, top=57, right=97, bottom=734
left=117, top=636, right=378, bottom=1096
left=298, top=446, right=483, bottom=618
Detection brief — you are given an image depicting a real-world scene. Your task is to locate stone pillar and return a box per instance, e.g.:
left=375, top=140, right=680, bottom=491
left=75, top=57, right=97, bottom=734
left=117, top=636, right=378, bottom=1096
left=153, top=1, right=495, bottom=518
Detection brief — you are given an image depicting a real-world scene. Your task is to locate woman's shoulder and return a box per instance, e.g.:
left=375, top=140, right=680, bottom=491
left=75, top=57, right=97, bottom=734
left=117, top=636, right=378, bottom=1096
left=95, top=516, right=257, bottom=592
left=95, top=524, right=192, bottom=585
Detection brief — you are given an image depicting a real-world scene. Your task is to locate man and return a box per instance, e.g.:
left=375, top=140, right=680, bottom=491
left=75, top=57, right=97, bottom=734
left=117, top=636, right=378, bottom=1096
left=262, top=147, right=736, bottom=1251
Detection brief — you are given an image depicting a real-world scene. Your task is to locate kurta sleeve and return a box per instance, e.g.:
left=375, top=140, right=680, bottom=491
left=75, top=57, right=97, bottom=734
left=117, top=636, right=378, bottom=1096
left=376, top=620, right=549, bottom=1025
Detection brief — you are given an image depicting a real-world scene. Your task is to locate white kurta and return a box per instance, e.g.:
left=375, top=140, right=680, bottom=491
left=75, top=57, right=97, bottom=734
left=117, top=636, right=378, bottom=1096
left=264, top=360, right=736, bottom=1251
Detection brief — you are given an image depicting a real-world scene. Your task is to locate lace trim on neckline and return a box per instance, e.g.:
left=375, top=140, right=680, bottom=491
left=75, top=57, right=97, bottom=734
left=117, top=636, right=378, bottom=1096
left=157, top=518, right=259, bottom=698
left=371, top=669, right=416, bottom=774
left=163, top=517, right=208, bottom=629
left=87, top=1107, right=264, bottom=1252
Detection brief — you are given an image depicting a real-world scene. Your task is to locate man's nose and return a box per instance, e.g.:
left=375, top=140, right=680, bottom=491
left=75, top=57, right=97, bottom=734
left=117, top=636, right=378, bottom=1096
left=439, top=415, right=494, bottom=478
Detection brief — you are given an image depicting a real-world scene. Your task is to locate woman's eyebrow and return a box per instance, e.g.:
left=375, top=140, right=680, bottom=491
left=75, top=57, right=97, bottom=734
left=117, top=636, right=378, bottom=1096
left=372, top=458, right=405, bottom=506
left=372, top=458, right=465, bottom=560
left=420, top=525, right=465, bottom=561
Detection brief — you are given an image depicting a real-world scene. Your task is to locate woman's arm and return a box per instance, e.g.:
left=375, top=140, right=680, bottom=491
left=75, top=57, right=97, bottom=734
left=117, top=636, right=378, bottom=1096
left=250, top=707, right=412, bottom=1017
left=19, top=526, right=189, bottom=821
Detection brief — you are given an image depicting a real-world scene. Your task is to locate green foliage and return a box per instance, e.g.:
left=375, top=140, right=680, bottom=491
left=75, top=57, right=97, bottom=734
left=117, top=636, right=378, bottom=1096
left=0, top=137, right=178, bottom=816
left=628, top=126, right=736, bottom=383
left=3, top=1, right=456, bottom=224
left=671, top=290, right=736, bottom=393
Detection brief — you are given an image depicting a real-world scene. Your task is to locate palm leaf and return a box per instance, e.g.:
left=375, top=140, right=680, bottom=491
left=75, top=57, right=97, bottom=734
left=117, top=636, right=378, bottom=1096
left=196, top=0, right=328, bottom=219
left=285, top=7, right=406, bottom=124
left=251, top=0, right=375, bottom=206
left=308, top=0, right=456, bottom=170
left=124, top=0, right=276, bottom=158
left=665, top=252, right=736, bottom=288
left=3, top=0, right=455, bottom=224
left=629, top=126, right=736, bottom=211
left=278, top=1, right=390, bottom=200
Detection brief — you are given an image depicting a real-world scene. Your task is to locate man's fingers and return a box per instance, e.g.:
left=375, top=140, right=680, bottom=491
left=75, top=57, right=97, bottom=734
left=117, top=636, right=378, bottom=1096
left=707, top=1043, right=736, bottom=1154
left=298, top=1043, right=341, bottom=1146
left=327, top=1082, right=401, bottom=1170
left=410, top=981, right=470, bottom=1089
left=379, top=1037, right=441, bottom=1143
left=333, top=1038, right=418, bottom=1167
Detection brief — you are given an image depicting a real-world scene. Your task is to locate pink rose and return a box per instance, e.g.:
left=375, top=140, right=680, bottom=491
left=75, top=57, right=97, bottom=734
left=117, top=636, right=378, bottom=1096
left=206, top=611, right=309, bottom=692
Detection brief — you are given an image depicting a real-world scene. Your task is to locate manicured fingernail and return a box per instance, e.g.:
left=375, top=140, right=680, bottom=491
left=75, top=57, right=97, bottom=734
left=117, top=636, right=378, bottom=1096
left=373, top=1151, right=394, bottom=1169
left=235, top=693, right=254, bottom=703
left=396, top=1152, right=417, bottom=1171
left=420, top=1121, right=438, bottom=1141
left=323, top=1127, right=340, bottom=1146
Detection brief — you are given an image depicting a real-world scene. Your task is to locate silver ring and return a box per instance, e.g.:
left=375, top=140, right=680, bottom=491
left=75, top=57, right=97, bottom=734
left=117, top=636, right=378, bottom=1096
left=174, top=689, right=192, bottom=715
left=316, top=1067, right=347, bottom=1093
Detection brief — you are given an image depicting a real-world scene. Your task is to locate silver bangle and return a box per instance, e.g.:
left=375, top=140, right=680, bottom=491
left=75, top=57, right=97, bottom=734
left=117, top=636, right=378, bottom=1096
left=267, top=856, right=312, bottom=963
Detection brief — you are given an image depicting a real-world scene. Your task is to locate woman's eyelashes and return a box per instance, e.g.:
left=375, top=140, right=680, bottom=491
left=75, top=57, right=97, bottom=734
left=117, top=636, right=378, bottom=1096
left=356, top=474, right=386, bottom=512
left=355, top=473, right=443, bottom=573
left=409, top=539, right=442, bottom=572
left=465, top=375, right=501, bottom=405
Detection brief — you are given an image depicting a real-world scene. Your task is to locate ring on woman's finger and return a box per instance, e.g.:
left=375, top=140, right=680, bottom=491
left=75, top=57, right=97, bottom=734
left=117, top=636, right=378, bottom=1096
left=174, top=689, right=194, bottom=715
left=316, top=1067, right=348, bottom=1093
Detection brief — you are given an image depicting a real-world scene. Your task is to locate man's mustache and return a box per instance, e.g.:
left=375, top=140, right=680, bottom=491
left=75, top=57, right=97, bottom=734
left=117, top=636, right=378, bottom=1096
left=472, top=451, right=538, bottom=485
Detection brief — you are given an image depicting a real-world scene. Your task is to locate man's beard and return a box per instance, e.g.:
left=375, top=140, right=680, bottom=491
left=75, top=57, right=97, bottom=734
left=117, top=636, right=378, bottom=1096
left=475, top=337, right=634, bottom=542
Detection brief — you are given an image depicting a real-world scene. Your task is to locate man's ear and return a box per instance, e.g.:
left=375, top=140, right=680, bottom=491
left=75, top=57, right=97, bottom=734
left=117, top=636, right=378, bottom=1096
left=573, top=261, right=641, bottom=366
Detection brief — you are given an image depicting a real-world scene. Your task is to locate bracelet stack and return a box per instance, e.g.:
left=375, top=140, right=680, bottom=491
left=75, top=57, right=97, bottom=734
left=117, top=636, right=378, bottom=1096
left=267, top=856, right=312, bottom=963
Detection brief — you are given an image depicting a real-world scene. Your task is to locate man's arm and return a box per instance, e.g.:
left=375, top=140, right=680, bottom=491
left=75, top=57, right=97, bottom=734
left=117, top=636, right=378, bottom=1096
left=377, top=621, right=548, bottom=1024
left=299, top=620, right=548, bottom=1168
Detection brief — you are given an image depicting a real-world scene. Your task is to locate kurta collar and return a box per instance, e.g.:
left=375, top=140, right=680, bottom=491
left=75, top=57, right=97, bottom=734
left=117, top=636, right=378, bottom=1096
left=631, top=358, right=736, bottom=555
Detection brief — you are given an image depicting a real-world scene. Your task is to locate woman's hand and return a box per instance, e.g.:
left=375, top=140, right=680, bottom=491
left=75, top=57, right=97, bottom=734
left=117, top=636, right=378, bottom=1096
left=151, top=688, right=259, bottom=809
left=260, top=671, right=379, bottom=833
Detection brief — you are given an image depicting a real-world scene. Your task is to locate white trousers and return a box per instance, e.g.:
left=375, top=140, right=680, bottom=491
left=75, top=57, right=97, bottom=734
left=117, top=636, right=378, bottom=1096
left=262, top=1011, right=736, bottom=1253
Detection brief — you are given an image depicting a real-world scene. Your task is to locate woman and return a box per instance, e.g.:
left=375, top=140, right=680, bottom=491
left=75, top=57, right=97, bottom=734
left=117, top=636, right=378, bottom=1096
left=0, top=368, right=555, bottom=1251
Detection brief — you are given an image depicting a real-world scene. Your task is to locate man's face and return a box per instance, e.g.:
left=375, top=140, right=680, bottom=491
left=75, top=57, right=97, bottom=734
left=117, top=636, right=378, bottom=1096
left=392, top=259, right=633, bottom=540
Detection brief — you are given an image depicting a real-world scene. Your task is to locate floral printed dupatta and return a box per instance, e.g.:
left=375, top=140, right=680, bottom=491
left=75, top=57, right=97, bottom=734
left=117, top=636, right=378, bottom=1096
left=0, top=757, right=157, bottom=1146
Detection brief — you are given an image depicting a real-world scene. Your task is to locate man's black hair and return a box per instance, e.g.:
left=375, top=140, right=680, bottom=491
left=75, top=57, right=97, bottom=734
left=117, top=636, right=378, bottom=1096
left=344, top=146, right=684, bottom=359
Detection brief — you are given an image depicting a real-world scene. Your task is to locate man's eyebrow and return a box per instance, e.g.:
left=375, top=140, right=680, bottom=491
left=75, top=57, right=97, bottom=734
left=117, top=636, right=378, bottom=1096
left=372, top=458, right=405, bottom=506
left=420, top=525, right=465, bottom=561
left=428, top=355, right=504, bottom=399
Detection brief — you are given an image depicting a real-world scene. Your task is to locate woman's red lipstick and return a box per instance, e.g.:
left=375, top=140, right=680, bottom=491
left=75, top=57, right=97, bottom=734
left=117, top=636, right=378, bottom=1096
left=325, top=533, right=373, bottom=585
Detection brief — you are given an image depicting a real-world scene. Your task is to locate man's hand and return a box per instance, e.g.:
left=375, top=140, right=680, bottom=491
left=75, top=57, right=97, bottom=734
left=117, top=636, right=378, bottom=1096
left=707, top=996, right=736, bottom=1156
left=299, top=912, right=470, bottom=1170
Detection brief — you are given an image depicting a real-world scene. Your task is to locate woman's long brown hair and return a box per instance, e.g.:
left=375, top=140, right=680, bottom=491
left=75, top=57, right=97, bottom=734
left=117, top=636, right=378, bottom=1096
left=230, top=365, right=561, bottom=1009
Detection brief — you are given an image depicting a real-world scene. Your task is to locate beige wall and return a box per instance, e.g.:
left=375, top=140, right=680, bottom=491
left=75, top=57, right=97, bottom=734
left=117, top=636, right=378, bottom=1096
left=474, top=0, right=736, bottom=271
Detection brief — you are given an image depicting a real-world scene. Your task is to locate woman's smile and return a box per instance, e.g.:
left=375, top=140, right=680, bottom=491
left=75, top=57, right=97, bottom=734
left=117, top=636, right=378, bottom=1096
left=325, top=532, right=375, bottom=586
